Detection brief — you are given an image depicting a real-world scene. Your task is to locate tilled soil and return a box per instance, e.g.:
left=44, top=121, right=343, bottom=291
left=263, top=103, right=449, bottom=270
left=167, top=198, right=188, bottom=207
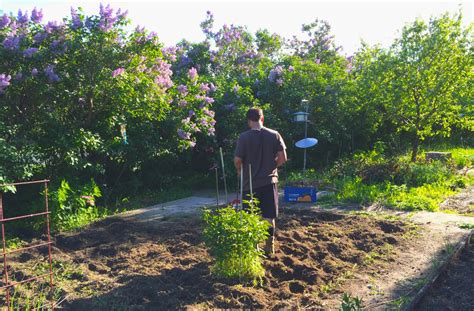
left=417, top=237, right=474, bottom=311
left=3, top=209, right=414, bottom=310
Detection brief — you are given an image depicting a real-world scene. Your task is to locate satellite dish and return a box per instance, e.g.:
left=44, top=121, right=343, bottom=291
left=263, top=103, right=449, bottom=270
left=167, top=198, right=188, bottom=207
left=295, top=138, right=318, bottom=148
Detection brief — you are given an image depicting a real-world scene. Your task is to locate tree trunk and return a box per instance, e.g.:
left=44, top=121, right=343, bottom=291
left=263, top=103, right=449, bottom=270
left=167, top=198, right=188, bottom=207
left=411, top=135, right=420, bottom=162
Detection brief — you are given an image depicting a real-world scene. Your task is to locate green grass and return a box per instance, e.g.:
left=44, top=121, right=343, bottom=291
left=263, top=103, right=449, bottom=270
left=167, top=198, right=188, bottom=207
left=285, top=146, right=473, bottom=212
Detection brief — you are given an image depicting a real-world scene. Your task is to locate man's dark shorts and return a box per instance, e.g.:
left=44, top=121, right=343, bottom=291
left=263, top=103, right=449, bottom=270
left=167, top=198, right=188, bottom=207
left=243, top=183, right=279, bottom=219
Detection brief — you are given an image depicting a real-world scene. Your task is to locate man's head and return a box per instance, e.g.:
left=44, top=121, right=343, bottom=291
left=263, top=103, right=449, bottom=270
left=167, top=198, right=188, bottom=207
left=247, top=107, right=264, bottom=128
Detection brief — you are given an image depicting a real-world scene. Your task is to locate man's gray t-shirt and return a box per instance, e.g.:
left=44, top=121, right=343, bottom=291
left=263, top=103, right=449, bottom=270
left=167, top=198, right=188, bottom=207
left=234, top=127, right=286, bottom=191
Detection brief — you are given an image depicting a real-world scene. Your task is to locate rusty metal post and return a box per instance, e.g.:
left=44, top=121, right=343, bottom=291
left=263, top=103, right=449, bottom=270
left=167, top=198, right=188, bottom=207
left=0, top=192, right=11, bottom=310
left=44, top=181, right=55, bottom=310
left=0, top=180, right=55, bottom=310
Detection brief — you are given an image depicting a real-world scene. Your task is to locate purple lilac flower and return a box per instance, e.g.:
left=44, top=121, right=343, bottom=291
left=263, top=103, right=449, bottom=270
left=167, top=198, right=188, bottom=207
left=288, top=66, right=295, bottom=72
left=15, top=72, right=23, bottom=81
left=0, top=74, right=11, bottom=94
left=135, top=25, right=145, bottom=33
left=203, top=108, right=215, bottom=117
left=177, top=129, right=191, bottom=140
left=99, top=3, right=116, bottom=32
left=179, top=100, right=188, bottom=107
left=204, top=97, right=214, bottom=104
left=116, top=8, right=128, bottom=20
left=23, top=47, right=38, bottom=58
left=346, top=63, right=353, bottom=73
left=276, top=78, right=283, bottom=86
left=207, top=127, right=216, bottom=136
left=315, top=58, right=321, bottom=64
left=33, top=32, right=47, bottom=43
left=179, top=55, right=191, bottom=67
left=147, top=31, right=158, bottom=42
left=112, top=67, right=125, bottom=78
left=188, top=67, right=198, bottom=80
left=31, top=68, right=38, bottom=76
left=70, top=7, right=82, bottom=30
left=161, top=46, right=177, bottom=62
left=190, top=123, right=201, bottom=133
left=209, top=83, right=217, bottom=92
left=154, top=75, right=174, bottom=89
left=189, top=141, right=196, bottom=148
left=0, top=14, right=10, bottom=29
left=188, top=110, right=196, bottom=117
left=17, top=10, right=29, bottom=24
left=153, top=59, right=173, bottom=90
left=31, top=8, right=43, bottom=23
left=45, top=64, right=60, bottom=82
left=3, top=36, right=20, bottom=50
left=44, top=21, right=59, bottom=33
left=268, top=65, right=283, bottom=82
left=85, top=17, right=93, bottom=29
left=177, top=85, right=188, bottom=95
left=199, top=83, right=210, bottom=92
left=233, top=85, right=240, bottom=93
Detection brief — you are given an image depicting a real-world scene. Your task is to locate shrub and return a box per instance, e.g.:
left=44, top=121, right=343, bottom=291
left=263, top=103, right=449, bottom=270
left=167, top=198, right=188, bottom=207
left=396, top=160, right=454, bottom=187
left=50, top=179, right=106, bottom=231
left=202, top=201, right=270, bottom=280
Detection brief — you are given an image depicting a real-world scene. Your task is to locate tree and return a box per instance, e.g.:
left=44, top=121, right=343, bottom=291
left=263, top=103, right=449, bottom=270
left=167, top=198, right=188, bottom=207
left=383, top=13, right=472, bottom=161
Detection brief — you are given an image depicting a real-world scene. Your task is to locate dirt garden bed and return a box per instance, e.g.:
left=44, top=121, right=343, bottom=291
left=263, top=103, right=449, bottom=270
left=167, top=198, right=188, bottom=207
left=417, top=236, right=474, bottom=311
left=1, top=208, right=422, bottom=310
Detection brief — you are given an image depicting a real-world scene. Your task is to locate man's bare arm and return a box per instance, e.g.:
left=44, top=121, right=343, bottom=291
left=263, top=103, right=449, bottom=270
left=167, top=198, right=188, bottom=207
left=275, top=150, right=287, bottom=167
left=234, top=156, right=243, bottom=175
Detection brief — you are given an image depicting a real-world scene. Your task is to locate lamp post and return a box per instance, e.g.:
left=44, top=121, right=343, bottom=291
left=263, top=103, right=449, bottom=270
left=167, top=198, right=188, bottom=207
left=293, top=99, right=317, bottom=172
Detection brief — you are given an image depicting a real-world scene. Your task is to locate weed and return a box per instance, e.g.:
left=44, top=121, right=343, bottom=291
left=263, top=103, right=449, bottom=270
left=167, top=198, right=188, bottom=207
left=341, top=292, right=363, bottom=311
left=389, top=295, right=410, bottom=310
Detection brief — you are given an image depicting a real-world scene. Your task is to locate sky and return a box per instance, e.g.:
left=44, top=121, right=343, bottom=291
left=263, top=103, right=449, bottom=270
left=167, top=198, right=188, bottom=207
left=1, top=0, right=472, bottom=55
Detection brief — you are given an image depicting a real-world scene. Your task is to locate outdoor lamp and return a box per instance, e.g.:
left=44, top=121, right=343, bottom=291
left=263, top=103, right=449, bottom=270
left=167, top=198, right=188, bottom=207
left=293, top=99, right=317, bottom=172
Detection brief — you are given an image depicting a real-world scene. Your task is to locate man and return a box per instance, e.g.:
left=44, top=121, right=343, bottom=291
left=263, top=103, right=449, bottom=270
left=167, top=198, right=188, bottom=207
left=234, top=107, right=287, bottom=254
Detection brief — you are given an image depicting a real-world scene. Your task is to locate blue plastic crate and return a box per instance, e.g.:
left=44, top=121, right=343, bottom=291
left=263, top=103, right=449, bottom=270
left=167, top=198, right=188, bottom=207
left=284, top=186, right=317, bottom=203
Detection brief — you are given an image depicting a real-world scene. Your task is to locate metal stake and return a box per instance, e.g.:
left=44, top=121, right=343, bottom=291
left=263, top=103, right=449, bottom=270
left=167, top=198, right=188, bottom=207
left=240, top=165, right=244, bottom=209
left=215, top=167, right=219, bottom=208
left=0, top=193, right=10, bottom=309
left=219, top=147, right=228, bottom=204
left=249, top=164, right=253, bottom=201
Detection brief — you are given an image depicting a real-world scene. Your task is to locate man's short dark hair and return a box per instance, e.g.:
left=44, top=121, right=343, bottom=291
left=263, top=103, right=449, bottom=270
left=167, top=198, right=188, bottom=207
left=247, top=108, right=263, bottom=122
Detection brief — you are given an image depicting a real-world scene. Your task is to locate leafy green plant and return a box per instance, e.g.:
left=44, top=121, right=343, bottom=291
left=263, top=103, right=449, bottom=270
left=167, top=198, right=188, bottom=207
left=459, top=223, right=474, bottom=230
left=202, top=200, right=270, bottom=280
left=398, top=160, right=453, bottom=187
left=341, top=292, right=363, bottom=311
left=335, top=177, right=385, bottom=204
left=50, top=179, right=106, bottom=231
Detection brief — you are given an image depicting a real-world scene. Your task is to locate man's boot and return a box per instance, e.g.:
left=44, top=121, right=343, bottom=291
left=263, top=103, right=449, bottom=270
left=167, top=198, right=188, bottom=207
left=264, top=236, right=275, bottom=255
